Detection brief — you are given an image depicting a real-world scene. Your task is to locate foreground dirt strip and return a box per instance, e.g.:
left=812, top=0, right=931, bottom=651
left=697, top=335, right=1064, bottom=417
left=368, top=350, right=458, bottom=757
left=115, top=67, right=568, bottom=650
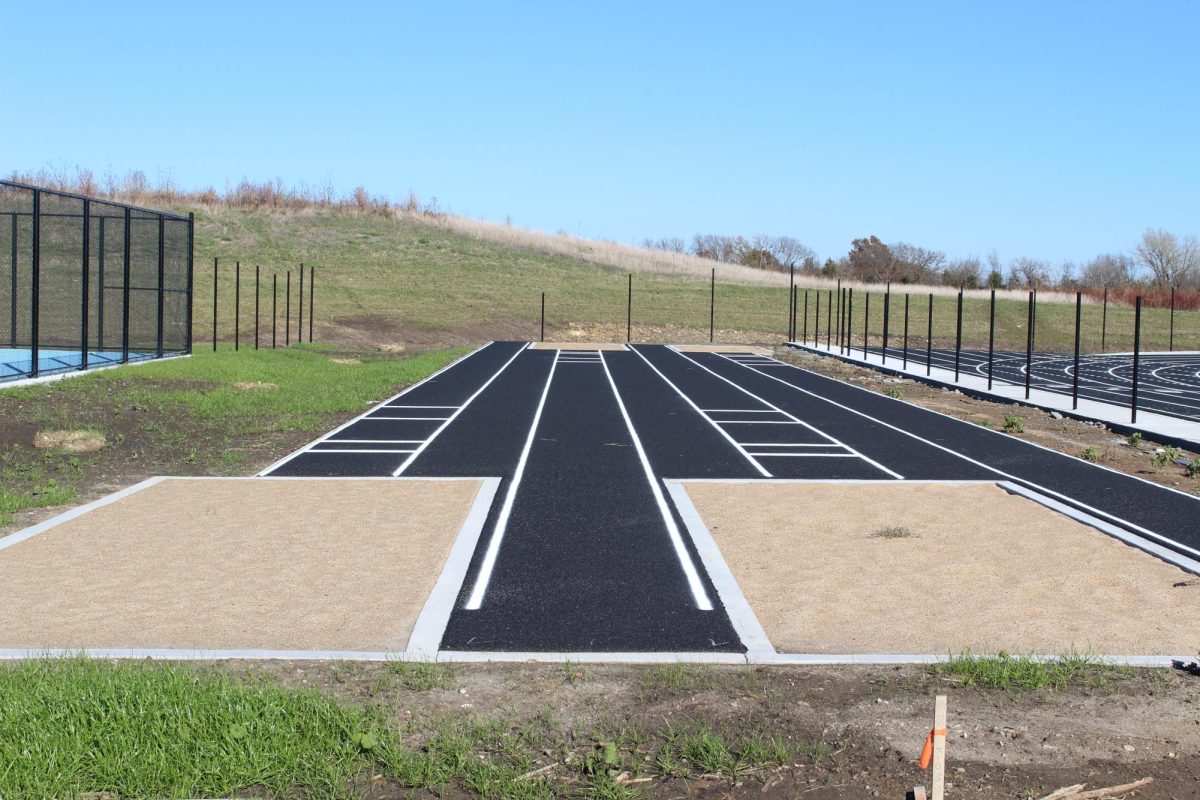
left=0, top=478, right=483, bottom=651
left=685, top=481, right=1200, bottom=655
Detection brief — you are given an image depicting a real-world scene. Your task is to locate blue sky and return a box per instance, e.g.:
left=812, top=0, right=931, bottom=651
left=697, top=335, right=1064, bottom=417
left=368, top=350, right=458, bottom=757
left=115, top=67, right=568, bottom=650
left=3, top=1, right=1197, bottom=266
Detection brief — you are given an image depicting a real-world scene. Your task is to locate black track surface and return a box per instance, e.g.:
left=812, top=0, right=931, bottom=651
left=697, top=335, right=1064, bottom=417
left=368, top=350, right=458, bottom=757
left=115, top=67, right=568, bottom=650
left=830, top=345, right=1200, bottom=422
left=267, top=341, right=1200, bottom=653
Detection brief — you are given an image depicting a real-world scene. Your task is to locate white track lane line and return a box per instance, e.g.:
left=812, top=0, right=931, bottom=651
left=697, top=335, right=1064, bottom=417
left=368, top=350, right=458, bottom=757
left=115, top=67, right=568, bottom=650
left=391, top=343, right=531, bottom=477
left=678, top=349, right=904, bottom=480
left=307, top=449, right=415, bottom=454
left=628, top=346, right=771, bottom=477
left=257, top=341, right=495, bottom=475
left=738, top=355, right=1200, bottom=560
left=600, top=351, right=714, bottom=610
left=464, top=350, right=560, bottom=610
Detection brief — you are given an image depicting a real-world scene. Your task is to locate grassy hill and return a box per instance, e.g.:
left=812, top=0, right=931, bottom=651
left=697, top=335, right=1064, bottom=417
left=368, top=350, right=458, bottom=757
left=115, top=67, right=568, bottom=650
left=185, top=205, right=1198, bottom=355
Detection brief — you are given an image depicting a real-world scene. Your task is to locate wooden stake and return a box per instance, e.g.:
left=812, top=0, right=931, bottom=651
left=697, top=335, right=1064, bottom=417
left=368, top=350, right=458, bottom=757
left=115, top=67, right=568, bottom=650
left=931, top=695, right=947, bottom=800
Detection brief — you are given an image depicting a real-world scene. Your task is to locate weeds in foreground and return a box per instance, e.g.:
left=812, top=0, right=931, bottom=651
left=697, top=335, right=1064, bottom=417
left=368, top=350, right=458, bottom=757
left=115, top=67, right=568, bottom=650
left=883, top=386, right=904, bottom=399
left=1081, top=446, right=1099, bottom=462
left=930, top=652, right=1131, bottom=690
left=872, top=525, right=916, bottom=539
left=1153, top=446, right=1182, bottom=469
left=1002, top=413, right=1025, bottom=434
left=382, top=661, right=460, bottom=692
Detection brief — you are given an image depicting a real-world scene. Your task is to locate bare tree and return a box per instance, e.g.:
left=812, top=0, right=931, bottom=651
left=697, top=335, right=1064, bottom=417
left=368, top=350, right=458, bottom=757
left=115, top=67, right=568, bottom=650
left=1007, top=256, right=1051, bottom=289
left=847, top=235, right=896, bottom=282
left=1135, top=228, right=1200, bottom=288
left=641, top=237, right=686, bottom=253
left=763, top=236, right=817, bottom=269
left=941, top=256, right=982, bottom=288
left=1081, top=253, right=1133, bottom=288
left=891, top=243, right=947, bottom=283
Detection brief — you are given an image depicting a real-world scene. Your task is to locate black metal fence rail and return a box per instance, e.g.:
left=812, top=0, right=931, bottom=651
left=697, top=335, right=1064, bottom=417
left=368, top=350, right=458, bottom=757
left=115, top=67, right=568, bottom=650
left=0, top=180, right=193, bottom=381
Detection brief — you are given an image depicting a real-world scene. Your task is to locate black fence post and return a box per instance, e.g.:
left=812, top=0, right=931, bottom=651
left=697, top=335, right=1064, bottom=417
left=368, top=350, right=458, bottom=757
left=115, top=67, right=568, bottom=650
left=212, top=257, right=218, bottom=352
left=285, top=271, right=291, bottom=347
left=272, top=274, right=277, bottom=349
left=954, top=290, right=963, bottom=383
left=97, top=215, right=105, bottom=352
left=902, top=293, right=910, bottom=368
left=298, top=263, right=304, bottom=344
left=1101, top=286, right=1108, bottom=352
left=926, top=293, right=933, bottom=377
left=1169, top=286, right=1175, bottom=352
left=847, top=289, right=854, bottom=357
left=9, top=213, right=16, bottom=347
left=1131, top=296, right=1142, bottom=423
left=835, top=279, right=842, bottom=348
left=156, top=214, right=165, bottom=358
left=787, top=264, right=795, bottom=340
left=814, top=291, right=821, bottom=348
left=81, top=199, right=90, bottom=371
left=987, top=288, right=995, bottom=390
left=826, top=289, right=832, bottom=349
left=882, top=285, right=890, bottom=364
left=863, top=291, right=870, bottom=358
left=1024, top=290, right=1034, bottom=399
left=254, top=265, right=260, bottom=349
left=802, top=288, right=809, bottom=345
left=540, top=292, right=545, bottom=342
left=1072, top=291, right=1082, bottom=410
left=121, top=207, right=130, bottom=363
left=30, top=189, right=40, bottom=377
left=234, top=260, right=240, bottom=351
left=626, top=272, right=632, bottom=343
left=709, top=267, right=715, bottom=343
left=185, top=213, right=194, bottom=355
left=791, top=285, right=798, bottom=342
left=308, top=267, right=314, bottom=343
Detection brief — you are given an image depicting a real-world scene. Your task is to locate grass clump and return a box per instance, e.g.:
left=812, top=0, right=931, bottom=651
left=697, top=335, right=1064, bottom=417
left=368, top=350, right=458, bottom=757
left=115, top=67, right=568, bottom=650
left=0, top=658, right=398, bottom=799
left=1081, top=446, right=1099, bottom=462
left=1127, top=431, right=1143, bottom=447
left=640, top=663, right=715, bottom=694
left=930, top=652, right=1129, bottom=690
left=1002, top=412, right=1025, bottom=434
left=872, top=525, right=915, bottom=539
left=1187, top=459, right=1200, bottom=478
left=382, top=660, right=459, bottom=691
left=1153, top=446, right=1181, bottom=469
left=0, top=479, right=75, bottom=526
left=883, top=386, right=904, bottom=399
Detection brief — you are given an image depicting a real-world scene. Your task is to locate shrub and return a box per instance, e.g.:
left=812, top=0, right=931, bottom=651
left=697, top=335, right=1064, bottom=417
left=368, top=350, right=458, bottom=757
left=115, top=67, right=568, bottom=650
left=1003, top=413, right=1025, bottom=434
left=1081, top=447, right=1099, bottom=462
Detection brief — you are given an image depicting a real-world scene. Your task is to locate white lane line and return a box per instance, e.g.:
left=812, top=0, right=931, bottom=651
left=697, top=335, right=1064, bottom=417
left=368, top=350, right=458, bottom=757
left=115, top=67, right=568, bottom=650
left=745, top=356, right=1200, bottom=559
left=748, top=453, right=859, bottom=458
left=628, top=346, right=771, bottom=477
left=365, top=416, right=452, bottom=421
left=679, top=350, right=904, bottom=480
left=600, top=351, right=714, bottom=611
left=307, top=449, right=415, bottom=454
left=257, top=341, right=495, bottom=475
left=714, top=420, right=800, bottom=424
left=385, top=404, right=459, bottom=408
left=463, top=350, right=560, bottom=609
left=701, top=409, right=781, bottom=413
left=392, top=343, right=532, bottom=477
left=406, top=477, right=503, bottom=657
left=324, top=439, right=424, bottom=444
left=742, top=443, right=843, bottom=447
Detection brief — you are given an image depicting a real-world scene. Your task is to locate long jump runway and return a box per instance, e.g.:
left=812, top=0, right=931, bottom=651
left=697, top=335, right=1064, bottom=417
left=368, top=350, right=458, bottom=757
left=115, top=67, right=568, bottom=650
left=256, top=341, right=1200, bottom=656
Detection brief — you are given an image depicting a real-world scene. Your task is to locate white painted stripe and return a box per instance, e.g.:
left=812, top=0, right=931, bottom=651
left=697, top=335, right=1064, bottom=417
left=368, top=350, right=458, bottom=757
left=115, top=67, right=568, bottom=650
left=464, top=350, right=560, bottom=609
left=715, top=420, right=803, bottom=424
left=392, top=343, right=532, bottom=477
left=385, top=405, right=459, bottom=408
left=324, top=439, right=424, bottom=444
left=747, top=453, right=858, bottom=458
left=701, top=409, right=781, bottom=413
left=257, top=341, right=495, bottom=475
left=749, top=355, right=1200, bottom=559
left=741, top=443, right=844, bottom=447
left=600, top=351, right=713, bottom=611
left=665, top=482, right=774, bottom=658
left=627, top=345, right=771, bottom=477
left=306, top=449, right=415, bottom=454
left=406, top=478, right=502, bottom=657
left=681, top=350, right=904, bottom=480
left=365, top=416, right=450, bottom=421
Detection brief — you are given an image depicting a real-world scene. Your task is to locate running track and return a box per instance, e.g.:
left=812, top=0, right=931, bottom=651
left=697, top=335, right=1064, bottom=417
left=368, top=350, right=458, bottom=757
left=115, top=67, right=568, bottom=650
left=263, top=342, right=1200, bottom=653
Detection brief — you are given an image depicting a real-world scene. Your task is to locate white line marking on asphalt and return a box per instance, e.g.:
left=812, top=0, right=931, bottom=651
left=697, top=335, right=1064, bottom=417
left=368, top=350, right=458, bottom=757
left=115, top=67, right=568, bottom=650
left=307, top=449, right=416, bottom=454
left=627, top=345, right=771, bottom=477
left=257, top=341, right=495, bottom=475
left=392, top=343, right=532, bottom=477
left=747, top=453, right=859, bottom=457
left=324, top=439, right=424, bottom=444
left=600, top=351, right=714, bottom=611
left=464, top=350, right=560, bottom=609
left=364, top=416, right=452, bottom=421
left=681, top=350, right=904, bottom=480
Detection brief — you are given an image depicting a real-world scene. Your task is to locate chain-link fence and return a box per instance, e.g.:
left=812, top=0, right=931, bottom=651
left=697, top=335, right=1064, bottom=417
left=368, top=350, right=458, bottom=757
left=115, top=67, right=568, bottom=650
left=0, top=180, right=193, bottom=381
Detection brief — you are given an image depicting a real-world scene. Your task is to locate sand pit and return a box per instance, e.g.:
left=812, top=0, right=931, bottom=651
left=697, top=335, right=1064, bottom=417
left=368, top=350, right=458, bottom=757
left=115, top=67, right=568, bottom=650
left=683, top=481, right=1200, bottom=655
left=671, top=344, right=771, bottom=354
left=529, top=342, right=627, bottom=350
left=0, top=478, right=485, bottom=652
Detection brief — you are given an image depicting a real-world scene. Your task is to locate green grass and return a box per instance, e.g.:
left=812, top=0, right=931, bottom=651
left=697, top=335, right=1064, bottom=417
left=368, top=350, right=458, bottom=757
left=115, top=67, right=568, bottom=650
left=1003, top=412, right=1025, bottom=433
left=380, top=660, right=460, bottom=691
left=0, top=658, right=398, bottom=799
left=181, top=205, right=1200, bottom=349
left=930, top=653, right=1131, bottom=690
left=0, top=478, right=74, bottom=526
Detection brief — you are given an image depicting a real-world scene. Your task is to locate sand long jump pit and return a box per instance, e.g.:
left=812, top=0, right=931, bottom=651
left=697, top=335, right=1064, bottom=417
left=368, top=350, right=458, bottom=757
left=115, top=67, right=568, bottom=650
left=674, top=480, right=1200, bottom=659
left=0, top=477, right=495, bottom=655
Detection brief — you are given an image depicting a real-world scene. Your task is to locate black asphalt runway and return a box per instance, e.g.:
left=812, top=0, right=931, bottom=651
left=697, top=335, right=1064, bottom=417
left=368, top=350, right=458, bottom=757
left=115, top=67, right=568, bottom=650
left=265, top=341, right=1200, bottom=653
left=834, top=345, right=1200, bottom=422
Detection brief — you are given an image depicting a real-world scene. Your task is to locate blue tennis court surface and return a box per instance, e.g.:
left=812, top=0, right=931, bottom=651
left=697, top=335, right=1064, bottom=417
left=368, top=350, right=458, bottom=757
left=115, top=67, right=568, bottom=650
left=0, top=348, right=153, bottom=382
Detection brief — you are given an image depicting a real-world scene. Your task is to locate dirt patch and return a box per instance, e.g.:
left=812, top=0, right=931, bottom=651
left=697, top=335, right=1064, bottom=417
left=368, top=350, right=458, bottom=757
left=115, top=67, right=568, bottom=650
left=329, top=357, right=362, bottom=364
left=0, top=477, right=483, bottom=651
left=775, top=347, right=1200, bottom=497
left=233, top=381, right=278, bottom=390
left=685, top=481, right=1200, bottom=655
left=32, top=430, right=106, bottom=452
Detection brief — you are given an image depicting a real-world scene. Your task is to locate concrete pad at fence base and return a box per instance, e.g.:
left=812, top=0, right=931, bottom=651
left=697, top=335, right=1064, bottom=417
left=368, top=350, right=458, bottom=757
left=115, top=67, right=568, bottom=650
left=529, top=342, right=628, bottom=350
left=0, top=478, right=484, bottom=652
left=684, top=481, right=1200, bottom=655
left=672, top=344, right=771, bottom=354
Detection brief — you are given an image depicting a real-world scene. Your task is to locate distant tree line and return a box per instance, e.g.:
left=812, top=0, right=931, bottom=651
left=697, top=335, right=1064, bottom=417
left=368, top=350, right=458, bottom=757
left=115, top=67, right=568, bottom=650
left=644, top=229, right=1200, bottom=296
